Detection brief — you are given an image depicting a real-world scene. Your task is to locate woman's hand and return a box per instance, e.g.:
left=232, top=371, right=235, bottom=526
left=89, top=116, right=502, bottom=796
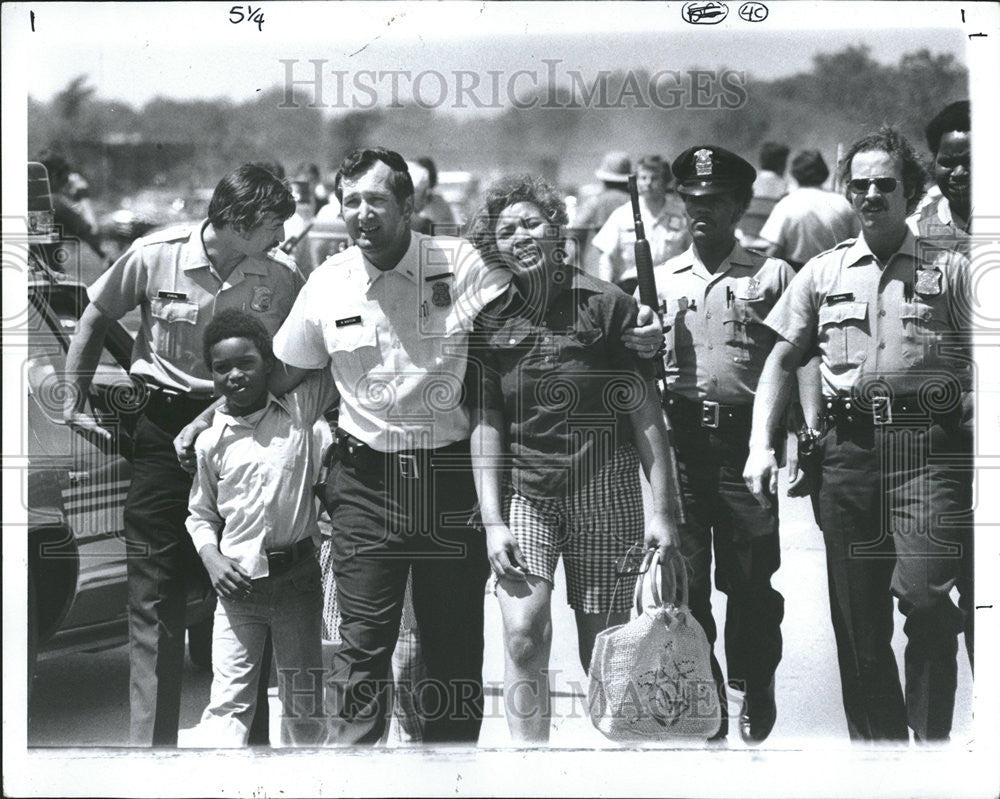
left=644, top=511, right=680, bottom=559
left=485, top=521, right=527, bottom=582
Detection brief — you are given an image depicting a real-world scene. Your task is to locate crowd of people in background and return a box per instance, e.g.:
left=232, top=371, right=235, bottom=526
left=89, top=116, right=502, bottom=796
left=51, top=96, right=974, bottom=749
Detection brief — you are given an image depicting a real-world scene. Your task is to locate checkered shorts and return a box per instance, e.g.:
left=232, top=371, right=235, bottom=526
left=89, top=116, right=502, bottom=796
left=504, top=444, right=644, bottom=614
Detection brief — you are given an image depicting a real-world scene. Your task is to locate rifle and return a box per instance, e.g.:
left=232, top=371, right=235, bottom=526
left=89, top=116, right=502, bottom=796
left=279, top=220, right=315, bottom=255
left=628, top=174, right=665, bottom=382
left=628, top=174, right=686, bottom=526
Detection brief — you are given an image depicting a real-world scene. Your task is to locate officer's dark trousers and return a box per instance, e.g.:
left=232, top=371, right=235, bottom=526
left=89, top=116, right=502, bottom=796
left=813, top=419, right=971, bottom=742
left=672, top=419, right=785, bottom=734
left=124, top=409, right=270, bottom=746
left=321, top=444, right=489, bottom=745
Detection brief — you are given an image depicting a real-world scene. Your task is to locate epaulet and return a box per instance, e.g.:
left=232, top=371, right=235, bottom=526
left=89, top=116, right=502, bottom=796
left=813, top=238, right=855, bottom=259
left=140, top=225, right=192, bottom=245
left=265, top=247, right=298, bottom=271
left=657, top=253, right=692, bottom=274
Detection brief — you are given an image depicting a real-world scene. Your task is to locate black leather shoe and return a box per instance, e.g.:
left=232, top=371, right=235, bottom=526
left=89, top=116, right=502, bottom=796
left=739, top=679, right=776, bottom=745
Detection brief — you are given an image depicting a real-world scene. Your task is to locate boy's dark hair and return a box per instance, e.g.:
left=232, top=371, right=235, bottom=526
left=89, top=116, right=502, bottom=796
left=790, top=150, right=830, bottom=187
left=925, top=100, right=970, bottom=154
left=334, top=147, right=414, bottom=204
left=759, top=142, right=790, bottom=173
left=207, top=164, right=296, bottom=234
left=837, top=125, right=927, bottom=214
left=202, top=309, right=274, bottom=368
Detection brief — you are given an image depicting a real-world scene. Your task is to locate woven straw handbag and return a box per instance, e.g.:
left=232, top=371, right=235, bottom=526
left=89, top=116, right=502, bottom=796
left=588, top=549, right=721, bottom=741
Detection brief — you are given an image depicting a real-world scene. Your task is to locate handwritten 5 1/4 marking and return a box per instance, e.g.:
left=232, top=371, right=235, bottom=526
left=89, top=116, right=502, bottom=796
left=230, top=5, right=264, bottom=31
left=738, top=2, right=768, bottom=22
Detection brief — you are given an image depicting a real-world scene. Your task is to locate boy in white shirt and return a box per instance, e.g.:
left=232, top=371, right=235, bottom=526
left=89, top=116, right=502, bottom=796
left=186, top=309, right=336, bottom=746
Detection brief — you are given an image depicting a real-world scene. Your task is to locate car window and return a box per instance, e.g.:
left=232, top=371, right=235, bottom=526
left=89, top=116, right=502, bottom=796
left=26, top=301, right=129, bottom=463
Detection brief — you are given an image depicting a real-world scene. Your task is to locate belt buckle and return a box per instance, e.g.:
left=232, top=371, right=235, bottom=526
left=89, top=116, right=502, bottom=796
left=701, top=401, right=720, bottom=429
left=872, top=394, right=892, bottom=425
left=398, top=453, right=419, bottom=479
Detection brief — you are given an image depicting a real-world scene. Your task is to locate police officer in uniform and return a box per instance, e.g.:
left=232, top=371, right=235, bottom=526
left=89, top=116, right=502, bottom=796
left=651, top=145, right=795, bottom=744
left=744, top=127, right=972, bottom=742
left=64, top=164, right=301, bottom=746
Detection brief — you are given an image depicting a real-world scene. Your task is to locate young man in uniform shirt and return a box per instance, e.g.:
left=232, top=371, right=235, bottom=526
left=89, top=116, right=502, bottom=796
left=908, top=100, right=971, bottom=246
left=744, top=127, right=973, bottom=743
left=592, top=154, right=690, bottom=295
left=648, top=145, right=796, bottom=744
left=63, top=164, right=301, bottom=746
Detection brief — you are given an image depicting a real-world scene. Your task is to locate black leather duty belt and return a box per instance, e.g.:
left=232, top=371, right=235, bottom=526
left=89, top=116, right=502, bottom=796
left=264, top=538, right=315, bottom=577
left=328, top=429, right=469, bottom=480
left=141, top=384, right=215, bottom=431
left=823, top=394, right=963, bottom=428
left=663, top=392, right=753, bottom=431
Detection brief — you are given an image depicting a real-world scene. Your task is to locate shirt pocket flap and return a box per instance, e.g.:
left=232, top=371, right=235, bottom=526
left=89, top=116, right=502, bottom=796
left=151, top=297, right=198, bottom=325
left=900, top=302, right=947, bottom=325
left=492, top=324, right=531, bottom=349
left=819, top=301, right=868, bottom=327
left=326, top=321, right=378, bottom=353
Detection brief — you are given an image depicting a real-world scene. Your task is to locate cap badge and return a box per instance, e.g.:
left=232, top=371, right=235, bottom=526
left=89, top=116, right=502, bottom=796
left=694, top=148, right=714, bottom=177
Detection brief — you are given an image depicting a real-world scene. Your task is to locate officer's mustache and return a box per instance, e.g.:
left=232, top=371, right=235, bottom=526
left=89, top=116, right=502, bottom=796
left=861, top=198, right=887, bottom=212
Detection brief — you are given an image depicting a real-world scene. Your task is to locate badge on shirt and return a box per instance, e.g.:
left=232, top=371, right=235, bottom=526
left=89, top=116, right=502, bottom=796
left=431, top=282, right=452, bottom=308
left=825, top=292, right=855, bottom=305
left=915, top=269, right=942, bottom=296
left=336, top=315, right=362, bottom=327
left=250, top=286, right=273, bottom=312
left=735, top=276, right=761, bottom=301
left=157, top=290, right=189, bottom=300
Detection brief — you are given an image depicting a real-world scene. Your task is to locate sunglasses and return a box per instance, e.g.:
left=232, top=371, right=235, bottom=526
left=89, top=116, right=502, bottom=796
left=848, top=177, right=899, bottom=194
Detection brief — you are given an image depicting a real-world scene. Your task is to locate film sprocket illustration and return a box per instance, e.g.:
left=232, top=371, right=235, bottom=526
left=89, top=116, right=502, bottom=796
left=2, top=1, right=998, bottom=797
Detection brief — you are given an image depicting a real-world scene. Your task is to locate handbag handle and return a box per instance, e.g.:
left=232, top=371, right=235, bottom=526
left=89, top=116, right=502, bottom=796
left=633, top=549, right=676, bottom=616
left=633, top=549, right=690, bottom=615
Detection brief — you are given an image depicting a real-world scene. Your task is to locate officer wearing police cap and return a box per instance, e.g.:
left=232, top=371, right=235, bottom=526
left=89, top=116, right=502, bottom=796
left=646, top=144, right=795, bottom=743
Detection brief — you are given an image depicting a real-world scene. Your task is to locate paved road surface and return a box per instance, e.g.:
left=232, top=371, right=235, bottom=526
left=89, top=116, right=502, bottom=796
left=27, top=477, right=973, bottom=749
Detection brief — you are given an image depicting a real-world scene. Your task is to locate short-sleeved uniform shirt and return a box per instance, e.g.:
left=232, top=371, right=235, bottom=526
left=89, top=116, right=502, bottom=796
left=187, top=371, right=337, bottom=578
left=272, top=232, right=511, bottom=452
left=759, top=187, right=860, bottom=266
left=907, top=194, right=971, bottom=254
left=88, top=221, right=303, bottom=394
left=591, top=194, right=691, bottom=284
left=467, top=270, right=654, bottom=500
left=650, top=243, right=796, bottom=404
left=764, top=231, right=972, bottom=398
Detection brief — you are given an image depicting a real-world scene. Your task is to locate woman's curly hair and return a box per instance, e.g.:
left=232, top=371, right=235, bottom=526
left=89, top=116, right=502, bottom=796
left=466, top=175, right=568, bottom=268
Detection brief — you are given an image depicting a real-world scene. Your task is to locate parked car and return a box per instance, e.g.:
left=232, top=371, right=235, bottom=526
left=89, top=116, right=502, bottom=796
left=25, top=173, right=215, bottom=698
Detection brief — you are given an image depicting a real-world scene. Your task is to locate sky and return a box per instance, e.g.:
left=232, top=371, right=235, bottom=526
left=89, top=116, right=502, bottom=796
left=8, top=1, right=976, bottom=108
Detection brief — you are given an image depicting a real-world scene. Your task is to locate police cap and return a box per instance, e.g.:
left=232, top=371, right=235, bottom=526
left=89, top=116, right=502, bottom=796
left=672, top=145, right=757, bottom=196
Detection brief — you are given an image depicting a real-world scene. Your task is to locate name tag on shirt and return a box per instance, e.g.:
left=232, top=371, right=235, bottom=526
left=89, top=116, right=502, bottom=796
left=157, top=291, right=189, bottom=300
left=825, top=292, right=855, bottom=305
left=336, top=315, right=362, bottom=328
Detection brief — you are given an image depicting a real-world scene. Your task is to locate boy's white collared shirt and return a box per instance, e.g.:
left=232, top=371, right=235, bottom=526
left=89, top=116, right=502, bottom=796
left=186, top=372, right=336, bottom=578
